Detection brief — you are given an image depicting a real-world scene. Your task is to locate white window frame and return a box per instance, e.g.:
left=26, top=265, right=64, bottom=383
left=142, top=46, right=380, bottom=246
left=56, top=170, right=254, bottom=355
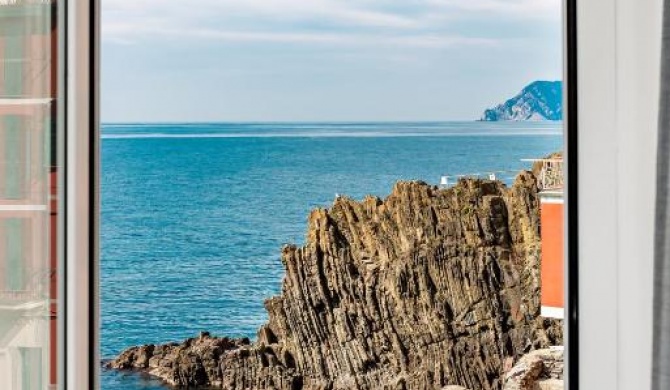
left=62, top=0, right=98, bottom=388
left=574, top=0, right=660, bottom=389
left=60, top=0, right=666, bottom=388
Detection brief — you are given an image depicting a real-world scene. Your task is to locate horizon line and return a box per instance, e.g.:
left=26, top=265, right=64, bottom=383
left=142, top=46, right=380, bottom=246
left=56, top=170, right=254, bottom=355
left=101, top=119, right=564, bottom=125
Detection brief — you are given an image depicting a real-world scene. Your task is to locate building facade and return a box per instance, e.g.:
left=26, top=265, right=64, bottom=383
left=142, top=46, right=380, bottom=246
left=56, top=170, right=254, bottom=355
left=0, top=1, right=59, bottom=388
left=536, top=158, right=565, bottom=320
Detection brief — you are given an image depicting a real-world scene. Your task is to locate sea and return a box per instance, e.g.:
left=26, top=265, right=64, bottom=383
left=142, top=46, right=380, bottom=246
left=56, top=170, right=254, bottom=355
left=100, top=122, right=563, bottom=389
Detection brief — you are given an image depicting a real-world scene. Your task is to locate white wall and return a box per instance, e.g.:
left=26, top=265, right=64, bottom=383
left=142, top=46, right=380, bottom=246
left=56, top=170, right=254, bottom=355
left=577, top=0, right=661, bottom=388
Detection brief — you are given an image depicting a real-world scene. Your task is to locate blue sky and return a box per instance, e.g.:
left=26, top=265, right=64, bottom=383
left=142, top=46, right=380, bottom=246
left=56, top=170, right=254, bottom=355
left=101, top=0, right=562, bottom=122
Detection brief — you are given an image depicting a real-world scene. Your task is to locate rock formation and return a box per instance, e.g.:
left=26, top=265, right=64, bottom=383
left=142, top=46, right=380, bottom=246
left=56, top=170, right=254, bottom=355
left=442, top=348, right=565, bottom=390
left=481, top=81, right=563, bottom=121
left=109, top=173, right=563, bottom=389
left=502, top=348, right=564, bottom=390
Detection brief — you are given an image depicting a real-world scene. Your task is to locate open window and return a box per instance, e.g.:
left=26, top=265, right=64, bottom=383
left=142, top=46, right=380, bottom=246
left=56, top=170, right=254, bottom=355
left=99, top=1, right=574, bottom=390
left=1, top=0, right=595, bottom=389
left=0, top=0, right=98, bottom=388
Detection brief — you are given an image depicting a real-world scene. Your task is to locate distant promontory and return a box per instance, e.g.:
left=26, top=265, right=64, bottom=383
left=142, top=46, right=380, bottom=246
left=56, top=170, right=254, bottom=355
left=481, top=80, right=562, bottom=121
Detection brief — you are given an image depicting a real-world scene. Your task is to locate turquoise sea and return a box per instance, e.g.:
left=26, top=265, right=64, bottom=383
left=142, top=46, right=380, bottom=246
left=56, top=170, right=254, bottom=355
left=100, top=122, right=563, bottom=389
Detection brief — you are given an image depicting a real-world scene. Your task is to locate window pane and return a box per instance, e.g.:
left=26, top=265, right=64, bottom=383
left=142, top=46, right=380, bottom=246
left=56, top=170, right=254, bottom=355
left=102, top=1, right=566, bottom=389
left=0, top=1, right=60, bottom=389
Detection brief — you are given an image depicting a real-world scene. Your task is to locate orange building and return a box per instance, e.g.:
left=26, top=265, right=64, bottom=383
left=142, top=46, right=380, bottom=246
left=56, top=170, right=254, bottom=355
left=534, top=158, right=565, bottom=320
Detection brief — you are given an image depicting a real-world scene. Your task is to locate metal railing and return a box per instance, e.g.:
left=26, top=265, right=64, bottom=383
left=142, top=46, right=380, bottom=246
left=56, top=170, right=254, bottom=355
left=521, top=158, right=564, bottom=191
left=0, top=268, right=54, bottom=302
left=0, top=290, right=43, bottom=300
left=439, top=170, right=522, bottom=188
left=439, top=158, right=565, bottom=191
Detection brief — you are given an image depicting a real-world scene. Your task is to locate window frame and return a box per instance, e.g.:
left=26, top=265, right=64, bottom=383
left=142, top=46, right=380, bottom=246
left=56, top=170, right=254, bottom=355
left=574, top=0, right=661, bottom=389
left=60, top=0, right=99, bottom=388
left=565, top=0, right=579, bottom=389
left=64, top=0, right=583, bottom=389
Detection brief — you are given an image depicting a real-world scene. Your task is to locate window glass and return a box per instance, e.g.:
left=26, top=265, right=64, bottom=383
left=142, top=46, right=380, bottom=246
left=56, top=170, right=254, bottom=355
left=0, top=1, right=60, bottom=389
left=101, top=1, right=566, bottom=389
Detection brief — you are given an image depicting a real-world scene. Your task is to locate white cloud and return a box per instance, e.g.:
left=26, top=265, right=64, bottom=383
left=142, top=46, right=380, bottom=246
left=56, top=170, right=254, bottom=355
left=427, top=0, right=560, bottom=17
left=103, top=0, right=419, bottom=28
left=104, top=23, right=499, bottom=49
left=102, top=0, right=559, bottom=45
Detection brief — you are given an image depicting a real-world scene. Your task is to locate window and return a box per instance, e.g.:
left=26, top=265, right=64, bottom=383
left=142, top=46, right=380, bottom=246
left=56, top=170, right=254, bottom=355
left=0, top=0, right=599, bottom=389
left=100, top=1, right=571, bottom=390
left=0, top=1, right=61, bottom=389
left=20, top=347, right=43, bottom=390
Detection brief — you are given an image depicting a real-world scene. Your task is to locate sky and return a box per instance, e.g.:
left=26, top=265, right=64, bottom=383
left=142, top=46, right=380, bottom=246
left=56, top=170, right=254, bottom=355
left=101, top=0, right=562, bottom=123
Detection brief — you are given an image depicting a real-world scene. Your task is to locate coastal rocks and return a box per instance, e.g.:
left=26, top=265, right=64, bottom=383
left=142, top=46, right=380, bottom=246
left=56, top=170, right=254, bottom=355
left=439, top=348, right=565, bottom=390
left=108, top=332, right=253, bottom=387
left=502, top=348, right=564, bottom=390
left=109, top=173, right=563, bottom=389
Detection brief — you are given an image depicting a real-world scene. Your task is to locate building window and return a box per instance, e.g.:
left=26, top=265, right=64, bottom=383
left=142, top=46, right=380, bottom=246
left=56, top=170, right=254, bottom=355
left=3, top=30, right=24, bottom=98
left=19, top=347, right=42, bottom=390
left=4, top=218, right=27, bottom=292
left=1, top=116, right=28, bottom=200
left=0, top=1, right=60, bottom=389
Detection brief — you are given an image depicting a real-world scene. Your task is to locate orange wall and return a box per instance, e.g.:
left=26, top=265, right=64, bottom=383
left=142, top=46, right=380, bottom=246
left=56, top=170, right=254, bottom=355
left=541, top=201, right=564, bottom=309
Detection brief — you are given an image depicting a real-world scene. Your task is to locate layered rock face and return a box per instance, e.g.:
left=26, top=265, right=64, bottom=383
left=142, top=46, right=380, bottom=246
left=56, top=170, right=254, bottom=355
left=109, top=173, right=563, bottom=389
left=502, top=348, right=564, bottom=390
left=443, top=348, right=565, bottom=390
left=481, top=81, right=563, bottom=121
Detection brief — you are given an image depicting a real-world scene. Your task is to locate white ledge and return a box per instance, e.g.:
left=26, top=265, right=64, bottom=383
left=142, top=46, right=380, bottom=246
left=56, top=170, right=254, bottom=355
left=0, top=204, right=47, bottom=211
left=0, top=98, right=53, bottom=106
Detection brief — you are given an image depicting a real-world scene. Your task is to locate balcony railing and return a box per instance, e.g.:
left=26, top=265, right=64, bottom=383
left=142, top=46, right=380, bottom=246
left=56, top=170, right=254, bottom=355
left=0, top=268, right=54, bottom=303
left=0, top=290, right=43, bottom=301
left=439, top=158, right=565, bottom=192
left=517, top=158, right=565, bottom=191
left=534, top=158, right=564, bottom=191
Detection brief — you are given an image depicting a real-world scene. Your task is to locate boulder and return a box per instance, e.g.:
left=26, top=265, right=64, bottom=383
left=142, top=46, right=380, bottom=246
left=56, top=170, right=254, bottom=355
left=503, top=348, right=564, bottom=390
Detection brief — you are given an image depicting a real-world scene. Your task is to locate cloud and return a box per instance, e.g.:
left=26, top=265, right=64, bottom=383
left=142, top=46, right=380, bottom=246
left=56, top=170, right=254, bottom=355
left=103, top=0, right=420, bottom=29
left=102, top=0, right=559, bottom=46
left=428, top=0, right=560, bottom=17
left=104, top=23, right=499, bottom=49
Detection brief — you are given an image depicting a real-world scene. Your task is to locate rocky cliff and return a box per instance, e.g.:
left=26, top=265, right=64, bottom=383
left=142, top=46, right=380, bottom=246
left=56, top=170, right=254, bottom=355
left=502, top=348, right=564, bottom=390
left=481, top=81, right=562, bottom=121
left=443, top=348, right=565, bottom=390
left=109, top=173, right=563, bottom=389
